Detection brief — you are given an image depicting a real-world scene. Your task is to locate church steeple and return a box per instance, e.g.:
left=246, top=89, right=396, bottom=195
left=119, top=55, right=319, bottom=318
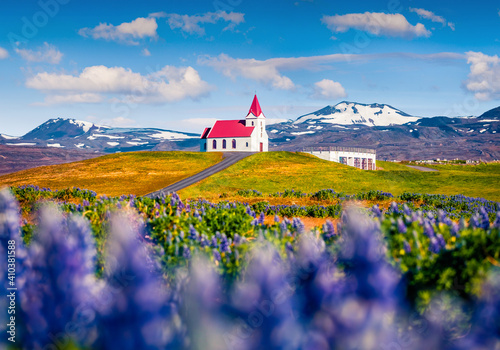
left=247, top=94, right=264, bottom=118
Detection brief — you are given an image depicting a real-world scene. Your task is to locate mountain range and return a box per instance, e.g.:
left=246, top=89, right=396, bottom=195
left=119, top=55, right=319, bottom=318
left=0, top=102, right=498, bottom=175
left=0, top=117, right=200, bottom=152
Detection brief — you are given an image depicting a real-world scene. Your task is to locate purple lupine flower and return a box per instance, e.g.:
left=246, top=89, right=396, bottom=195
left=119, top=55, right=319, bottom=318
left=188, top=224, right=199, bottom=240
left=429, top=236, right=441, bottom=254
left=219, top=234, right=231, bottom=254
left=371, top=204, right=382, bottom=217
left=274, top=215, right=280, bottom=223
left=479, top=207, right=490, bottom=230
left=183, top=245, right=191, bottom=260
left=200, top=234, right=209, bottom=248
left=390, top=202, right=399, bottom=214
left=458, top=273, right=500, bottom=348
left=397, top=218, right=407, bottom=234
left=96, top=212, right=177, bottom=349
left=212, top=249, right=221, bottom=262
left=19, top=207, right=98, bottom=349
left=423, top=220, right=435, bottom=238
left=493, top=212, right=500, bottom=229
left=403, top=240, right=411, bottom=253
left=469, top=214, right=480, bottom=229
left=258, top=212, right=265, bottom=225
left=210, top=236, right=219, bottom=249
left=322, top=220, right=335, bottom=239
left=180, top=257, right=225, bottom=349
left=292, top=217, right=305, bottom=233
left=227, top=245, right=296, bottom=349
left=403, top=204, right=411, bottom=216
left=0, top=190, right=28, bottom=346
left=437, top=233, right=446, bottom=248
left=450, top=222, right=459, bottom=237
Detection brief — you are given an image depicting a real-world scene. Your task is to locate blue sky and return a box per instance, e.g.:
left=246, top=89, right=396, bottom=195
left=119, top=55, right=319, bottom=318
left=0, top=0, right=499, bottom=136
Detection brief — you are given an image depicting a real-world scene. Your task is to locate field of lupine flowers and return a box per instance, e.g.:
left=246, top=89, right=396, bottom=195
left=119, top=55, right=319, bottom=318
left=1, top=185, right=500, bottom=349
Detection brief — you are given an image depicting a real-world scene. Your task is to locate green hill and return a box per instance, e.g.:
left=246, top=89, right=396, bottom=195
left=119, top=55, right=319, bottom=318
left=179, top=152, right=500, bottom=201
left=1, top=151, right=498, bottom=201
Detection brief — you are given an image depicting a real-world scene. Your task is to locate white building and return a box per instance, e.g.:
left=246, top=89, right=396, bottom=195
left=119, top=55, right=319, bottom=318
left=304, top=146, right=377, bottom=170
left=200, top=95, right=269, bottom=152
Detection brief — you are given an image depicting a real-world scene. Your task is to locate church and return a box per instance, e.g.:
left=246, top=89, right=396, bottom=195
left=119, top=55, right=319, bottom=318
left=200, top=95, right=269, bottom=153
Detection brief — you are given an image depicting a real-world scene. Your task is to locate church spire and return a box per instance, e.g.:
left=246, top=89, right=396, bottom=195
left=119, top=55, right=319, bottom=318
left=248, top=94, right=263, bottom=117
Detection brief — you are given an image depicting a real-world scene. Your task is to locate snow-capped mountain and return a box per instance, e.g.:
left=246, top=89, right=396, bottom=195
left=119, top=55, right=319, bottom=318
left=1, top=118, right=200, bottom=152
left=294, top=101, right=420, bottom=126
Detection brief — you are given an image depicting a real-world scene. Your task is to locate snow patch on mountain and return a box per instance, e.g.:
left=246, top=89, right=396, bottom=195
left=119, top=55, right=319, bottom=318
left=291, top=131, right=316, bottom=135
left=294, top=101, right=419, bottom=126
left=68, top=119, right=94, bottom=133
left=6, top=143, right=36, bottom=146
left=0, top=134, right=19, bottom=140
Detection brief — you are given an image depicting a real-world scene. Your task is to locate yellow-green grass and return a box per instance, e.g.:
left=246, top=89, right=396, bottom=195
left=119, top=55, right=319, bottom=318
left=179, top=152, right=500, bottom=201
left=0, top=151, right=223, bottom=197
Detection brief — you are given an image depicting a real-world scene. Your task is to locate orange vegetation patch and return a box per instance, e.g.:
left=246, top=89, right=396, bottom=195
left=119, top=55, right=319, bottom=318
left=263, top=215, right=340, bottom=231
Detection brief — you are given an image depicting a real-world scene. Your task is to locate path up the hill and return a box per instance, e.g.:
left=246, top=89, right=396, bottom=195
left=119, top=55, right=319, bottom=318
left=145, top=152, right=254, bottom=198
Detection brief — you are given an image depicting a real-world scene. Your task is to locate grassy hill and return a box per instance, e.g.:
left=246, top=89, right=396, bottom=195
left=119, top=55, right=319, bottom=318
left=179, top=152, right=500, bottom=201
left=0, top=151, right=222, bottom=197
left=1, top=151, right=498, bottom=201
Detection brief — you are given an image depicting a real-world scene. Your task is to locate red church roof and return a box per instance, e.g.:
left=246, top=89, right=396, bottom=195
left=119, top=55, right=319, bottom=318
left=248, top=94, right=264, bottom=117
left=207, top=120, right=254, bottom=138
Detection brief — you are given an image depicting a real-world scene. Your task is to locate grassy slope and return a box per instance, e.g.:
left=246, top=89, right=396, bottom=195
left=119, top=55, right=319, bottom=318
left=179, top=152, right=500, bottom=201
left=0, top=151, right=223, bottom=197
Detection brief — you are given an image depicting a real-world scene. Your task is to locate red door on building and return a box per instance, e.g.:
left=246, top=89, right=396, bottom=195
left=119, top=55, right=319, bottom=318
left=260, top=142, right=263, bottom=152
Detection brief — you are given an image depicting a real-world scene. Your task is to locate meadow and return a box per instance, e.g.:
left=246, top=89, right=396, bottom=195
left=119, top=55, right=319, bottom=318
left=1, top=151, right=500, bottom=349
left=0, top=151, right=498, bottom=201
left=0, top=151, right=222, bottom=197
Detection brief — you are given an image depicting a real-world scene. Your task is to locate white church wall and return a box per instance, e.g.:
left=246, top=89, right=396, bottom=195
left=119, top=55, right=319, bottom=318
left=205, top=137, right=253, bottom=152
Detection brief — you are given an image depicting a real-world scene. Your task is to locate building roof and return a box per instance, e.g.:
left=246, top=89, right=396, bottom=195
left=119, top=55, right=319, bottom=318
left=200, top=127, right=211, bottom=139
left=207, top=120, right=255, bottom=138
left=247, top=94, right=264, bottom=118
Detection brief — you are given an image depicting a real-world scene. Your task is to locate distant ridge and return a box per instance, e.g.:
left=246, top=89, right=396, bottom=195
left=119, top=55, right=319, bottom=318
left=1, top=118, right=200, bottom=152
left=479, top=106, right=500, bottom=120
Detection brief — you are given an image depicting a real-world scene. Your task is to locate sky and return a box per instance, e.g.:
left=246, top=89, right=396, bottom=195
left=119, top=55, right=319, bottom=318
left=0, top=0, right=499, bottom=136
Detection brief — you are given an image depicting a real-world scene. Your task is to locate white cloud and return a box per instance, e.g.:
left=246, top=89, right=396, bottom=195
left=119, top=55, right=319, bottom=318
left=199, top=52, right=464, bottom=90
left=199, top=54, right=295, bottom=90
left=79, top=16, right=159, bottom=45
left=0, top=47, right=8, bottom=59
left=409, top=8, right=455, bottom=31
left=167, top=11, right=245, bottom=36
left=321, top=12, right=431, bottom=39
left=464, top=51, right=500, bottom=101
left=15, top=42, right=63, bottom=64
left=312, top=79, right=347, bottom=99
left=26, top=65, right=213, bottom=105
left=142, top=48, right=151, bottom=56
